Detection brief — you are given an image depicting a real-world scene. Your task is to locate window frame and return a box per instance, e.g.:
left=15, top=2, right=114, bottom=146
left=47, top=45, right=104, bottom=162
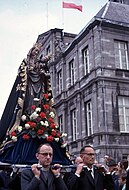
left=57, top=70, right=63, bottom=94
left=71, top=109, right=77, bottom=141
left=118, top=96, right=129, bottom=132
left=82, top=46, right=90, bottom=75
left=69, top=59, right=75, bottom=86
left=114, top=40, right=129, bottom=70
left=58, top=115, right=63, bottom=132
left=85, top=101, right=93, bottom=136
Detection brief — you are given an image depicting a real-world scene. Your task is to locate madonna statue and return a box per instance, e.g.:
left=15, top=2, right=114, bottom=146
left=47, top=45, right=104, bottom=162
left=0, top=43, right=70, bottom=165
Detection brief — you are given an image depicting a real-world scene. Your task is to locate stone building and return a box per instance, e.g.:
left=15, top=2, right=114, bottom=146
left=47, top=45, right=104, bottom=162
left=37, top=0, right=129, bottom=162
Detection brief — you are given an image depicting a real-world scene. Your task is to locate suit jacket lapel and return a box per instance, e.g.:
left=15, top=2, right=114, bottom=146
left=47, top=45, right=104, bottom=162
left=84, top=169, right=95, bottom=186
left=94, top=169, right=99, bottom=185
left=40, top=171, right=48, bottom=185
left=47, top=172, right=54, bottom=188
left=40, top=170, right=54, bottom=190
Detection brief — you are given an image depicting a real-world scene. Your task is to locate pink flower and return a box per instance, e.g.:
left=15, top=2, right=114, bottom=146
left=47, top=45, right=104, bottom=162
left=57, top=132, right=61, bottom=137
left=22, top=134, right=30, bottom=140
left=37, top=129, right=44, bottom=135
left=48, top=118, right=54, bottom=123
left=39, top=112, right=46, bottom=118
left=46, top=135, right=54, bottom=142
left=51, top=130, right=56, bottom=137
left=43, top=94, right=49, bottom=99
left=50, top=123, right=56, bottom=129
left=10, top=131, right=16, bottom=137
left=31, top=105, right=36, bottom=110
left=26, top=121, right=36, bottom=128
left=43, top=104, right=49, bottom=110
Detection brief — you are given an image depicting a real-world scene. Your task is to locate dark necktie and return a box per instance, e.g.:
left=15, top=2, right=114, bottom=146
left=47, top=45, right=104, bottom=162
left=43, top=171, right=48, bottom=180
left=89, top=169, right=94, bottom=179
left=41, top=170, right=49, bottom=184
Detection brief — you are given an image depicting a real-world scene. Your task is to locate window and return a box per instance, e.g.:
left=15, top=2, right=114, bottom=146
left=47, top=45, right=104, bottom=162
left=58, top=115, right=63, bottom=132
left=71, top=109, right=77, bottom=141
left=82, top=47, right=90, bottom=75
left=69, top=60, right=75, bottom=85
left=118, top=96, right=129, bottom=132
left=57, top=70, right=62, bottom=94
left=46, top=45, right=51, bottom=55
left=120, top=0, right=124, bottom=3
left=114, top=40, right=129, bottom=70
left=85, top=101, right=93, bottom=136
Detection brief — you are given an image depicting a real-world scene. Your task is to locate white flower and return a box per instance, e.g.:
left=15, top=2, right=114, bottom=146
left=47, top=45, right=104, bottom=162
left=30, top=112, right=38, bottom=119
left=61, top=143, right=67, bottom=148
left=44, top=121, right=49, bottom=127
left=49, top=112, right=55, bottom=118
left=40, top=121, right=45, bottom=125
left=55, top=125, right=59, bottom=129
left=21, top=115, right=27, bottom=121
left=40, top=121, right=49, bottom=127
left=44, top=134, right=48, bottom=137
left=17, top=126, right=22, bottom=132
left=33, top=98, right=40, bottom=102
left=61, top=133, right=67, bottom=137
left=35, top=107, right=41, bottom=112
left=54, top=138, right=59, bottom=142
left=25, top=123, right=30, bottom=129
left=12, top=136, right=17, bottom=142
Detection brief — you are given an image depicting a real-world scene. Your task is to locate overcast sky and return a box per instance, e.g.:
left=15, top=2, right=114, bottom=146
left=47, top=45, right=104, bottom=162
left=0, top=0, right=108, bottom=118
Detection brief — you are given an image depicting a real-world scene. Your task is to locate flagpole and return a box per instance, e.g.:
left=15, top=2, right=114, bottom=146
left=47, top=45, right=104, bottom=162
left=46, top=1, right=48, bottom=29
left=62, top=0, right=65, bottom=31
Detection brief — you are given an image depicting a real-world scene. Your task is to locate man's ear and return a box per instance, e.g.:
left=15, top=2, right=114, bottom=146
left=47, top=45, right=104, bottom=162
left=80, top=154, right=83, bottom=159
left=36, top=153, right=39, bottom=159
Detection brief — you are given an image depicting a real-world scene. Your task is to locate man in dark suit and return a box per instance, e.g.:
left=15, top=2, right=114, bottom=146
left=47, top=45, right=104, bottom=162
left=66, top=145, right=115, bottom=190
left=21, top=143, right=68, bottom=190
left=106, top=159, right=119, bottom=190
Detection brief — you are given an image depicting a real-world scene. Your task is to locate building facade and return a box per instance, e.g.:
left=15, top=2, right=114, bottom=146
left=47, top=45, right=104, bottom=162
left=37, top=0, right=129, bottom=162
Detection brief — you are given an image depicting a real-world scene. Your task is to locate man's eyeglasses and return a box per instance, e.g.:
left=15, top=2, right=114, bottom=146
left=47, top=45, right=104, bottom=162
left=38, top=152, right=53, bottom=157
left=81, top=153, right=95, bottom=156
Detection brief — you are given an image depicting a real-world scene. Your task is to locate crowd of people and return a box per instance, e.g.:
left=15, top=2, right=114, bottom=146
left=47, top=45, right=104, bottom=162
left=0, top=143, right=129, bottom=190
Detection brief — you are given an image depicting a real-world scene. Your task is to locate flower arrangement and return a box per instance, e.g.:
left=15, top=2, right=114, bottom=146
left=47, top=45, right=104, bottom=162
left=9, top=93, right=67, bottom=148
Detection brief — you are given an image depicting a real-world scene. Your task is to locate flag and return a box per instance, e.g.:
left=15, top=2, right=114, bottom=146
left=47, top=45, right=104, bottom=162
left=62, top=0, right=82, bottom=12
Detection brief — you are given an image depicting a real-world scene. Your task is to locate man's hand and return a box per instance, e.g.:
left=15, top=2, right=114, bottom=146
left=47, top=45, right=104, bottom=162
left=51, top=164, right=61, bottom=177
left=31, top=164, right=41, bottom=178
left=75, top=163, right=84, bottom=175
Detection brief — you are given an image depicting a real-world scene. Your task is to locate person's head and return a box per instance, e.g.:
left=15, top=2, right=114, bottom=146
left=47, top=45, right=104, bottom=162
left=80, top=145, right=95, bottom=168
left=107, top=159, right=118, bottom=172
left=104, top=155, right=112, bottom=165
left=117, top=159, right=128, bottom=174
left=36, top=143, right=53, bottom=168
left=28, top=43, right=42, bottom=58
left=74, top=156, right=83, bottom=165
left=118, top=173, right=127, bottom=186
left=120, top=159, right=128, bottom=170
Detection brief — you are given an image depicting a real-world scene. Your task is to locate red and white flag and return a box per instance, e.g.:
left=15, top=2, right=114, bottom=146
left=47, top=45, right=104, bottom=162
left=62, top=0, right=82, bottom=12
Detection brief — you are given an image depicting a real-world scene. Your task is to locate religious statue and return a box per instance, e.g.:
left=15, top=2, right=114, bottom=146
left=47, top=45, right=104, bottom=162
left=0, top=43, right=69, bottom=165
